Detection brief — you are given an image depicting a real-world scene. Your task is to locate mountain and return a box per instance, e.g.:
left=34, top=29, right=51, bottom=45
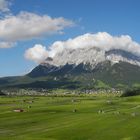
left=1, top=47, right=140, bottom=90
left=42, top=47, right=140, bottom=67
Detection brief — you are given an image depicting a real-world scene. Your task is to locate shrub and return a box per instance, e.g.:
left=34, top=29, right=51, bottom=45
left=122, top=89, right=140, bottom=97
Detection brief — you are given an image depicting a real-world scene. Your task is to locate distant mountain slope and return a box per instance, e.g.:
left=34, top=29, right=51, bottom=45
left=25, top=61, right=140, bottom=89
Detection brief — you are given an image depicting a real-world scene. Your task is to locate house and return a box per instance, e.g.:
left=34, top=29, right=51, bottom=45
left=13, top=109, right=24, bottom=112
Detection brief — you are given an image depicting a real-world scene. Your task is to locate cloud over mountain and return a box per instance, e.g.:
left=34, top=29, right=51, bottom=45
left=25, top=32, right=140, bottom=63
left=24, top=44, right=48, bottom=63
left=48, top=32, right=140, bottom=57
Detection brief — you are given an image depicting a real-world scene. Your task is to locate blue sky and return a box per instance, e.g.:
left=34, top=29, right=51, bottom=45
left=0, top=0, right=140, bottom=77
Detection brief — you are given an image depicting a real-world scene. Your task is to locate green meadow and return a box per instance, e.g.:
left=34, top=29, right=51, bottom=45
left=1, top=94, right=140, bottom=140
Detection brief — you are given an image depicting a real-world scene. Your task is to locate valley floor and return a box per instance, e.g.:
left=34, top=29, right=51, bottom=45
left=0, top=94, right=140, bottom=140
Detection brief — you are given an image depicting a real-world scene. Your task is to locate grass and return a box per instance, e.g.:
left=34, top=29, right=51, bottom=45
left=0, top=95, right=140, bottom=140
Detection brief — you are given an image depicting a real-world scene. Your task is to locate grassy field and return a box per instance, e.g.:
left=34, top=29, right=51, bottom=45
left=1, top=94, right=140, bottom=140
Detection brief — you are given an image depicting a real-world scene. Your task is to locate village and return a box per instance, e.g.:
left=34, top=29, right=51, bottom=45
left=0, top=88, right=123, bottom=96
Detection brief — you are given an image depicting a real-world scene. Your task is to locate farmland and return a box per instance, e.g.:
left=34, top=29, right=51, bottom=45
left=0, top=94, right=140, bottom=140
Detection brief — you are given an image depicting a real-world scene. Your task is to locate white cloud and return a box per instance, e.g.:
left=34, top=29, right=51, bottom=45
left=0, top=11, right=74, bottom=42
left=0, top=41, right=15, bottom=48
left=0, top=0, right=11, bottom=12
left=48, top=32, right=140, bottom=57
left=0, top=11, right=74, bottom=48
left=25, top=32, right=140, bottom=63
left=24, top=44, right=48, bottom=63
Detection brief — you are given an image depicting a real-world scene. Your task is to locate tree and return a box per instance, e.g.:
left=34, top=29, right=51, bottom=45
left=0, top=90, right=6, bottom=96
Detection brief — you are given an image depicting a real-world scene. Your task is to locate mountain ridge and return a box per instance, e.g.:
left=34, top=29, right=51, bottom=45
left=43, top=48, right=140, bottom=68
left=1, top=48, right=140, bottom=90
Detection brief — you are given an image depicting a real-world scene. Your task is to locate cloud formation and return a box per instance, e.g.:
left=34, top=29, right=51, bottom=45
left=0, top=11, right=74, bottom=48
left=48, top=32, right=140, bottom=57
left=25, top=32, right=140, bottom=63
left=0, top=41, right=15, bottom=48
left=24, top=44, right=48, bottom=63
left=0, top=11, right=74, bottom=42
left=0, top=0, right=10, bottom=12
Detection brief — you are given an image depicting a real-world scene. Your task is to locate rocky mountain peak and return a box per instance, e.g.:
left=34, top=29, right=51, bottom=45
left=43, top=47, right=140, bottom=68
